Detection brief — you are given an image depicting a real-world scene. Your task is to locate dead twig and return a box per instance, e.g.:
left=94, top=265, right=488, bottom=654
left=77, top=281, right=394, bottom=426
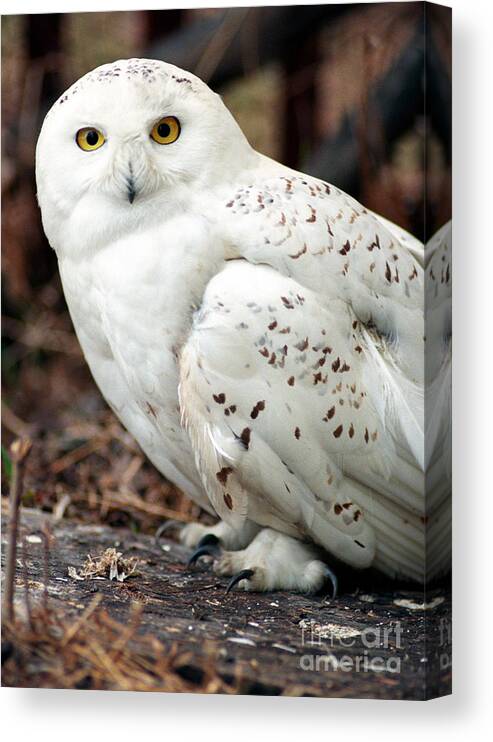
left=1, top=401, right=36, bottom=438
left=50, top=435, right=110, bottom=474
left=100, top=488, right=195, bottom=523
left=3, top=438, right=32, bottom=623
left=60, top=593, right=103, bottom=647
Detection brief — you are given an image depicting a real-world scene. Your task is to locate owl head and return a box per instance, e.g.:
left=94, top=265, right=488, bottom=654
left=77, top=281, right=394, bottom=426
left=36, top=59, right=256, bottom=253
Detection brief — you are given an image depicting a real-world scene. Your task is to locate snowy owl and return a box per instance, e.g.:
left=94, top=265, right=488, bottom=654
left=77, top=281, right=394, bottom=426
left=36, top=59, right=451, bottom=593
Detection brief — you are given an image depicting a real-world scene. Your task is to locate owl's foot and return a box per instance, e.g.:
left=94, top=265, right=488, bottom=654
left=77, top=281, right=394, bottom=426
left=156, top=517, right=259, bottom=551
left=190, top=527, right=338, bottom=595
left=188, top=533, right=222, bottom=565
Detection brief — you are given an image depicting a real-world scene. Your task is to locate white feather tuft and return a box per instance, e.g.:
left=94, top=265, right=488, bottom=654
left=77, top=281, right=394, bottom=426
left=360, top=327, right=424, bottom=470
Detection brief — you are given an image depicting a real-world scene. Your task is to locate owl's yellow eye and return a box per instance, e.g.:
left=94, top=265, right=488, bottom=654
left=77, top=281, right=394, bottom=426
left=150, top=116, right=180, bottom=145
left=76, top=127, right=105, bottom=151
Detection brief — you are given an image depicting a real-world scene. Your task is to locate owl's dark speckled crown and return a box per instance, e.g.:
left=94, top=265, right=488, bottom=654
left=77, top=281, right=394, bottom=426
left=55, top=58, right=195, bottom=109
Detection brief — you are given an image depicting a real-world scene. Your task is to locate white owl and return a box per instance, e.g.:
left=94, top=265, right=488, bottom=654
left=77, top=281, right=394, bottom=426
left=36, top=59, right=451, bottom=594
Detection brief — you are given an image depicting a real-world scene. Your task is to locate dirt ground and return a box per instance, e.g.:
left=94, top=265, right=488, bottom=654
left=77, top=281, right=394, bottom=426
left=1, top=504, right=451, bottom=699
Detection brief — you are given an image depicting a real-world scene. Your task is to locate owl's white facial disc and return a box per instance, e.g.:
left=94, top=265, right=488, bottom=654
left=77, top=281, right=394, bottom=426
left=36, top=58, right=255, bottom=254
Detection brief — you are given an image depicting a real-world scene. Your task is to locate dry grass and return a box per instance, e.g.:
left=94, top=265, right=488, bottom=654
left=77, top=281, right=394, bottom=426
left=2, top=597, right=235, bottom=692
left=1, top=402, right=207, bottom=535
left=1, top=436, right=226, bottom=693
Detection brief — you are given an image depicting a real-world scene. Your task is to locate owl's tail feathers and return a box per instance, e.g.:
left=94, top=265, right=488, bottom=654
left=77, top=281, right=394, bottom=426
left=341, top=447, right=451, bottom=582
left=426, top=352, right=452, bottom=475
left=360, top=325, right=424, bottom=471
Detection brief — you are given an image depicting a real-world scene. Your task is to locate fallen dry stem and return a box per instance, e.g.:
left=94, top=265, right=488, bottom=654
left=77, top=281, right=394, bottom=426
left=3, top=438, right=32, bottom=623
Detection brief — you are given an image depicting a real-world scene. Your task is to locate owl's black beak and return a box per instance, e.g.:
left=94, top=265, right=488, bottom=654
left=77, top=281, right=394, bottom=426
left=126, top=163, right=136, bottom=204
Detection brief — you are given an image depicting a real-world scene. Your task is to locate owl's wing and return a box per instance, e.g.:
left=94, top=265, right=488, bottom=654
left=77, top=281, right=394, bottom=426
left=180, top=259, right=426, bottom=581
left=215, top=172, right=425, bottom=465
left=218, top=173, right=424, bottom=315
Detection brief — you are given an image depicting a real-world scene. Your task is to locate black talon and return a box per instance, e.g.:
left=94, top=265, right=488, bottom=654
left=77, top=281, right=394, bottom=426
left=197, top=533, right=220, bottom=548
left=322, top=565, right=338, bottom=599
left=155, top=519, right=183, bottom=547
left=188, top=543, right=220, bottom=567
left=226, top=568, right=255, bottom=594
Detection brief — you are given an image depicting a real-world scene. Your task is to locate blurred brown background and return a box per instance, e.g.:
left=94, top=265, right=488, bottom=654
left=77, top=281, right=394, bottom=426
left=1, top=3, right=451, bottom=532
